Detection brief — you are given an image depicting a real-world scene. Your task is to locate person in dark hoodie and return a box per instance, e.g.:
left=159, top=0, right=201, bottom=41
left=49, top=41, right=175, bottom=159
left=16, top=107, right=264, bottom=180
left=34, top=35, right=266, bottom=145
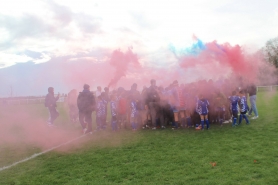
left=77, top=84, right=96, bottom=134
left=45, top=87, right=60, bottom=126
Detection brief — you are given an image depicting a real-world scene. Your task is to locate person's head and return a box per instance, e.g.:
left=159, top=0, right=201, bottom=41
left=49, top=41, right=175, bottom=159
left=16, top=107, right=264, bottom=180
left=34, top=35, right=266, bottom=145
left=232, top=91, right=237, bottom=96
left=104, top=87, right=109, bottom=92
left=173, top=80, right=178, bottom=87
left=239, top=90, right=244, bottom=97
left=48, top=87, right=54, bottom=93
left=99, top=92, right=105, bottom=99
left=110, top=94, right=116, bottom=101
left=97, top=86, right=101, bottom=91
left=131, top=83, right=137, bottom=91
left=150, top=79, right=156, bottom=86
left=83, top=84, right=90, bottom=90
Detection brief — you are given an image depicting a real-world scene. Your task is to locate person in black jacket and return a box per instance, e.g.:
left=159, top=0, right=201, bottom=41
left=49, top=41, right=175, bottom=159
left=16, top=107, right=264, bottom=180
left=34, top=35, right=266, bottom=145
left=45, top=87, right=60, bottom=126
left=77, top=84, right=96, bottom=134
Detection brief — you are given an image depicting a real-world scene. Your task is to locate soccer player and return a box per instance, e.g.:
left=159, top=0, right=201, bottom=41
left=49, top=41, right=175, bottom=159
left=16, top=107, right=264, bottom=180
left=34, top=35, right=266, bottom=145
left=238, top=90, right=250, bottom=125
left=196, top=94, right=210, bottom=130
left=228, top=91, right=240, bottom=127
left=45, top=87, right=60, bottom=126
left=110, top=93, right=118, bottom=131
left=96, top=92, right=107, bottom=130
left=213, top=90, right=226, bottom=126
left=130, top=94, right=138, bottom=130
left=67, top=89, right=78, bottom=123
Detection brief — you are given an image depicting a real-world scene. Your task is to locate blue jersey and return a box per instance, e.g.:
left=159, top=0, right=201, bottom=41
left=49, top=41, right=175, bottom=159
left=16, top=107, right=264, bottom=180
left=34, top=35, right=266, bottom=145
left=110, top=101, right=117, bottom=117
left=130, top=101, right=137, bottom=118
left=196, top=99, right=209, bottom=115
left=228, top=96, right=240, bottom=112
left=97, top=100, right=106, bottom=117
left=239, top=96, right=248, bottom=112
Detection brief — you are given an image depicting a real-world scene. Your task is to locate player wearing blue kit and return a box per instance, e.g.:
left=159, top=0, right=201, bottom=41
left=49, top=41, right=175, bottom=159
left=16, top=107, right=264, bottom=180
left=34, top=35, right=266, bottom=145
left=238, top=90, right=250, bottom=125
left=96, top=92, right=107, bottom=130
left=130, top=97, right=138, bottom=130
left=228, top=91, right=240, bottom=127
left=196, top=94, right=210, bottom=130
left=110, top=94, right=118, bottom=131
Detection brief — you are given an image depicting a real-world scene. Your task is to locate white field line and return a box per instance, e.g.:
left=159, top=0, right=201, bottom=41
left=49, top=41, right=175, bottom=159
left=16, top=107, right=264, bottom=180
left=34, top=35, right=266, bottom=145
left=0, top=134, right=86, bottom=172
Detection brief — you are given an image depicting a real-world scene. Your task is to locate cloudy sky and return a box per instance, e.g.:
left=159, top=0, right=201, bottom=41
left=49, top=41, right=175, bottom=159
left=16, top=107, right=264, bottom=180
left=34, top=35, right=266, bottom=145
left=1, top=0, right=278, bottom=67
left=0, top=0, right=278, bottom=96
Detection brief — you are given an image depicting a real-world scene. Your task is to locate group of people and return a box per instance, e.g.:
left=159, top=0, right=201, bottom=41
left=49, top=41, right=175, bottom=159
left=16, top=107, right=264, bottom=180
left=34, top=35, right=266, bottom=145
left=44, top=77, right=259, bottom=134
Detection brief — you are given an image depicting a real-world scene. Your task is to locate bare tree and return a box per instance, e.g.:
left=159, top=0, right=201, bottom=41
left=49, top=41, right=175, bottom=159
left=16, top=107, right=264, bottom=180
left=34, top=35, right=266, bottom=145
left=263, top=37, right=278, bottom=68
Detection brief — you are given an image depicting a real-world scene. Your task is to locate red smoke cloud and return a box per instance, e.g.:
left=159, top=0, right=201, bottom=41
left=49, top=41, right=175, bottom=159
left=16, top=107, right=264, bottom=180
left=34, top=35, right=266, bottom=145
left=108, top=47, right=140, bottom=88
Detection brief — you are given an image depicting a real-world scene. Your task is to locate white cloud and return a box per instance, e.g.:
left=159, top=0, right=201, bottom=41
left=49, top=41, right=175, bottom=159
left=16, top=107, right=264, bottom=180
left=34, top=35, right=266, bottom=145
left=0, top=0, right=278, bottom=68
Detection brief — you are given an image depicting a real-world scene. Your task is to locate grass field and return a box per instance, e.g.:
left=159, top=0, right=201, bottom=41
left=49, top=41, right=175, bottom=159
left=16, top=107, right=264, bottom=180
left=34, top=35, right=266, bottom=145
left=0, top=92, right=278, bottom=185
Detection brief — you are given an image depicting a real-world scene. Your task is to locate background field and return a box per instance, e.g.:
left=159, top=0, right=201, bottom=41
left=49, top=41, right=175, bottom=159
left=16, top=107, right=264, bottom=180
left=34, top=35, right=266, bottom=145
left=0, top=92, right=278, bottom=185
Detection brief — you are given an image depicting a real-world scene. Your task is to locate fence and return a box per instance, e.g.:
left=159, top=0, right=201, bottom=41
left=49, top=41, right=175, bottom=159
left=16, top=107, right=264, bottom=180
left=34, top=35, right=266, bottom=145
left=0, top=96, right=66, bottom=105
left=257, top=85, right=278, bottom=92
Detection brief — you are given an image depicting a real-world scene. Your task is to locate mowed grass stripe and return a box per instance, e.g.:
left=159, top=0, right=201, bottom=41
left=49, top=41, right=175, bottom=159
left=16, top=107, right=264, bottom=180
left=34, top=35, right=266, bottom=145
left=0, top=92, right=278, bottom=185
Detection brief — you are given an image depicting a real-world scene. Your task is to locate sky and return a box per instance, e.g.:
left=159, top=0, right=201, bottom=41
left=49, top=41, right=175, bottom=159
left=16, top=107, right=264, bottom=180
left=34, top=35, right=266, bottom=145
left=0, top=0, right=278, bottom=96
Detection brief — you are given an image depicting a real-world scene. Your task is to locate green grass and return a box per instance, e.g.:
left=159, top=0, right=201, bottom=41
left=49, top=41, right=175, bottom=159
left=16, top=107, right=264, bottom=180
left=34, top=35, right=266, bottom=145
left=0, top=92, right=278, bottom=185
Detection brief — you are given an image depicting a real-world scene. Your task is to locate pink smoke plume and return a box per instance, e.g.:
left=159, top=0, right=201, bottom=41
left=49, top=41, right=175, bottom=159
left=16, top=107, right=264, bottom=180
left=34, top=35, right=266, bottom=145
left=108, top=47, right=140, bottom=88
left=179, top=39, right=259, bottom=81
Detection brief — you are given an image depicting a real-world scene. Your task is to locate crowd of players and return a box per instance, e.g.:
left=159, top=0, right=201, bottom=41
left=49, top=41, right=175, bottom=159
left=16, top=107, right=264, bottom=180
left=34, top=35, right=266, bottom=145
left=45, top=78, right=259, bottom=134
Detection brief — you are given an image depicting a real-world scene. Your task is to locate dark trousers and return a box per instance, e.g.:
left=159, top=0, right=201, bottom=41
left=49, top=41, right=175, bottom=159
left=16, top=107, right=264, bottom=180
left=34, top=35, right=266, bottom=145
left=48, top=107, right=59, bottom=124
left=79, top=110, right=93, bottom=131
left=149, top=102, right=160, bottom=127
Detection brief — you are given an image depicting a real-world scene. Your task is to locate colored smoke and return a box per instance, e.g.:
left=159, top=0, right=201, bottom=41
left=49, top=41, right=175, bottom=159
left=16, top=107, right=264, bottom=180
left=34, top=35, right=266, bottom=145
left=108, top=47, right=140, bottom=88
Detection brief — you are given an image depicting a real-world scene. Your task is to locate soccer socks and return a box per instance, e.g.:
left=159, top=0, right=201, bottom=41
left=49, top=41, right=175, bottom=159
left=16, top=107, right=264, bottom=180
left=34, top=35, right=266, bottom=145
left=205, top=119, right=209, bottom=129
left=186, top=117, right=192, bottom=127
left=233, top=117, right=237, bottom=126
left=111, top=121, right=117, bottom=131
left=243, top=114, right=250, bottom=124
left=131, top=122, right=137, bottom=130
left=201, top=120, right=204, bottom=129
left=172, top=121, right=178, bottom=128
left=239, top=115, right=243, bottom=124
left=181, top=118, right=186, bottom=128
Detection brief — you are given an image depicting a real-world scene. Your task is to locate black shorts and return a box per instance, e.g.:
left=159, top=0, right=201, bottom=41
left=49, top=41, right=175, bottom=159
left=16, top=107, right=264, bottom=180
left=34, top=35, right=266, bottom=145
left=240, top=111, right=247, bottom=115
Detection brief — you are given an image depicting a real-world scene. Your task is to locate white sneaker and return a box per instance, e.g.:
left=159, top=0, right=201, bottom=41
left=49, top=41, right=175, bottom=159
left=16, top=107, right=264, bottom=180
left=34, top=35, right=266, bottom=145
left=83, top=128, right=87, bottom=134
left=161, top=126, right=166, bottom=129
left=152, top=127, right=156, bottom=130
left=223, top=120, right=229, bottom=124
left=251, top=116, right=259, bottom=120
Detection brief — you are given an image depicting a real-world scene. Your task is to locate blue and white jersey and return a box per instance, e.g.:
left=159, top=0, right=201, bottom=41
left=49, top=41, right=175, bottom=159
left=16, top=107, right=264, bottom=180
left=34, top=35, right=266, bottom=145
left=196, top=99, right=209, bottom=115
left=130, top=101, right=137, bottom=118
left=97, top=100, right=106, bottom=117
left=239, top=96, right=248, bottom=112
left=228, top=96, right=240, bottom=112
left=110, top=101, right=117, bottom=117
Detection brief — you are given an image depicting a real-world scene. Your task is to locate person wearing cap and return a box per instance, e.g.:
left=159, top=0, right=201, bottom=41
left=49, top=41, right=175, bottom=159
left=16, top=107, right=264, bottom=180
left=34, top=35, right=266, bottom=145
left=77, top=84, right=96, bottom=134
left=44, top=87, right=60, bottom=126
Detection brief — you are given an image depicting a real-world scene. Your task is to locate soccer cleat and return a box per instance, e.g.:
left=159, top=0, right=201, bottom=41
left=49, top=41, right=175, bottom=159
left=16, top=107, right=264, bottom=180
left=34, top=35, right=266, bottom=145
left=161, top=126, right=166, bottom=129
left=251, top=116, right=259, bottom=120
left=152, top=127, right=156, bottom=130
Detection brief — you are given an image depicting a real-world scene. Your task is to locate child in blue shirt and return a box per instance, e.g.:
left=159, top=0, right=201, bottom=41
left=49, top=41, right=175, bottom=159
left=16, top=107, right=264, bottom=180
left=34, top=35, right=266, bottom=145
left=228, top=91, right=240, bottom=127
left=238, top=90, right=250, bottom=125
left=130, top=94, right=138, bottom=130
left=96, top=92, right=107, bottom=130
left=110, top=94, right=118, bottom=131
left=196, top=94, right=210, bottom=130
